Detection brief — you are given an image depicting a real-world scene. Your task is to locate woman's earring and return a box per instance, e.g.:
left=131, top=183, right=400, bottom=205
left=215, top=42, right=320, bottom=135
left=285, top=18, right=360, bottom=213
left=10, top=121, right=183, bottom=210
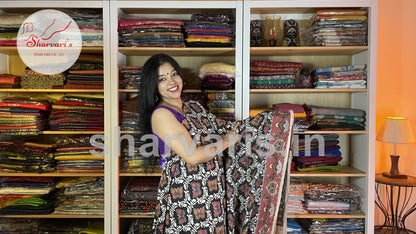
left=155, top=96, right=159, bottom=102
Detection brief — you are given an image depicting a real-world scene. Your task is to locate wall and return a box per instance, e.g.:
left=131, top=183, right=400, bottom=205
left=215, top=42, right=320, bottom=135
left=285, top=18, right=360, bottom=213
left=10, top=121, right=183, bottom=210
left=376, top=0, right=416, bottom=230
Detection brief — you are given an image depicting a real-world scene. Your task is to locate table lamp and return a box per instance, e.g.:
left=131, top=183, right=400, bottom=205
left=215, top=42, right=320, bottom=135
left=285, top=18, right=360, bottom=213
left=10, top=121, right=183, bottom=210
left=376, top=117, right=416, bottom=179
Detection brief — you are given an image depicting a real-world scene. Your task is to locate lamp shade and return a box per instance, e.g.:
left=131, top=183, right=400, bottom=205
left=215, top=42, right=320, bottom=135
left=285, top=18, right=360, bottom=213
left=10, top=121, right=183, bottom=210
left=376, top=117, right=416, bottom=144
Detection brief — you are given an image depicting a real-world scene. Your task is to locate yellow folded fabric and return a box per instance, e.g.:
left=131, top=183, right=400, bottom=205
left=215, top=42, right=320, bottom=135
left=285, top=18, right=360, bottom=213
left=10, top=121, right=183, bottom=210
left=54, top=155, right=104, bottom=161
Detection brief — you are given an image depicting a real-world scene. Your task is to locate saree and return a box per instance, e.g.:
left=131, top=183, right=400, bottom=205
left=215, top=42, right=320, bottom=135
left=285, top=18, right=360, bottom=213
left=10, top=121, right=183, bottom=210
left=154, top=100, right=294, bottom=233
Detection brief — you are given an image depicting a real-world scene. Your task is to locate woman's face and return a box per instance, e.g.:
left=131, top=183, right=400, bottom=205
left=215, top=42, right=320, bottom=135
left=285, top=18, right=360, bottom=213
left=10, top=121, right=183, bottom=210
left=157, top=62, right=183, bottom=102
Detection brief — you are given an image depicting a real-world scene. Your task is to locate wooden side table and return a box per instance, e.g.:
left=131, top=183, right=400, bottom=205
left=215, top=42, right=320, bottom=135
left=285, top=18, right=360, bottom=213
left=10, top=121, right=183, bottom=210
left=375, top=173, right=416, bottom=233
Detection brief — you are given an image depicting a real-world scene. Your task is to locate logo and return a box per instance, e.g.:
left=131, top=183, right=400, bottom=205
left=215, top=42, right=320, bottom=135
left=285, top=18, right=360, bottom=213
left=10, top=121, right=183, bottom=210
left=17, top=9, right=82, bottom=75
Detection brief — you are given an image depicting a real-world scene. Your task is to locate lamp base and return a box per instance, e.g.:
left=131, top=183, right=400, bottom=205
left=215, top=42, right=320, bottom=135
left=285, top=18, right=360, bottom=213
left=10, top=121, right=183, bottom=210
left=382, top=172, right=408, bottom=179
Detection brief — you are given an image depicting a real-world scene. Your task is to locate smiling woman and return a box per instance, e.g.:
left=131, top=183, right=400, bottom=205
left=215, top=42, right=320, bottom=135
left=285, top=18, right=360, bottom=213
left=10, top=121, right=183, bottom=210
left=138, top=53, right=294, bottom=233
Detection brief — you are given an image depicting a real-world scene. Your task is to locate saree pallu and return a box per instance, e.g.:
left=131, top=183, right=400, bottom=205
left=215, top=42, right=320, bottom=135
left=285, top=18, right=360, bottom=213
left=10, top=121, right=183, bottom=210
left=154, top=100, right=294, bottom=233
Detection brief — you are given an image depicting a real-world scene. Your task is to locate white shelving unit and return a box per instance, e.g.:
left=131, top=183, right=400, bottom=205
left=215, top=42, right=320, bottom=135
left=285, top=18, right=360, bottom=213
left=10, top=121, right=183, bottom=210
left=0, top=0, right=377, bottom=233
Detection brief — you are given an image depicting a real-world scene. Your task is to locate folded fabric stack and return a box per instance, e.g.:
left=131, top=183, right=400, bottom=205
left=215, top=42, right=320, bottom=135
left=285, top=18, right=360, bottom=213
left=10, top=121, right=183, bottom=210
left=66, top=54, right=104, bottom=89
left=53, top=135, right=104, bottom=173
left=307, top=9, right=368, bottom=46
left=0, top=74, right=20, bottom=89
left=184, top=13, right=234, bottom=47
left=0, top=13, right=28, bottom=46
left=293, top=134, right=342, bottom=172
left=0, top=218, right=39, bottom=233
left=287, top=219, right=308, bottom=234
left=67, top=9, right=103, bottom=47
left=120, top=66, right=142, bottom=89
left=119, top=177, right=159, bottom=215
left=37, top=219, right=94, bottom=233
left=299, top=218, right=365, bottom=233
left=120, top=134, right=161, bottom=174
left=0, top=141, right=56, bottom=173
left=313, top=64, right=367, bottom=89
left=119, top=19, right=185, bottom=47
left=206, top=92, right=235, bottom=121
left=49, top=96, right=104, bottom=131
left=0, top=177, right=56, bottom=215
left=120, top=96, right=141, bottom=131
left=199, top=62, right=236, bottom=90
left=0, top=97, right=51, bottom=135
left=304, top=104, right=366, bottom=131
left=272, top=103, right=313, bottom=132
left=250, top=61, right=302, bottom=89
left=287, top=180, right=308, bottom=215
left=304, top=183, right=361, bottom=214
left=20, top=69, right=66, bottom=89
left=127, top=219, right=154, bottom=234
left=54, top=177, right=104, bottom=215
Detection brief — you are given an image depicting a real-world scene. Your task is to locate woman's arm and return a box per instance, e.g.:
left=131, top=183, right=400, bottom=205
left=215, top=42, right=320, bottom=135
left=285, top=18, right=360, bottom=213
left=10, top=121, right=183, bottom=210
left=151, top=108, right=238, bottom=165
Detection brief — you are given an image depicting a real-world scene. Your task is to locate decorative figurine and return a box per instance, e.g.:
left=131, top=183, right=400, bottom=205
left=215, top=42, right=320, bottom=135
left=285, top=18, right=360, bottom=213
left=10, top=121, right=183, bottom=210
left=284, top=19, right=298, bottom=47
left=250, top=20, right=263, bottom=47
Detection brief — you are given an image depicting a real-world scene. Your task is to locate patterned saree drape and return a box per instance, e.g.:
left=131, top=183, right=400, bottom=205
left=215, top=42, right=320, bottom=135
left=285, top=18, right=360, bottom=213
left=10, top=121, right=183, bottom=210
left=154, top=101, right=294, bottom=234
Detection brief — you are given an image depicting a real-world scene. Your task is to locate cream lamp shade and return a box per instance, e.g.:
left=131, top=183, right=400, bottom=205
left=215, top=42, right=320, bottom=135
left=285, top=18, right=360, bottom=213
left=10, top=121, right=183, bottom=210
left=376, top=117, right=416, bottom=145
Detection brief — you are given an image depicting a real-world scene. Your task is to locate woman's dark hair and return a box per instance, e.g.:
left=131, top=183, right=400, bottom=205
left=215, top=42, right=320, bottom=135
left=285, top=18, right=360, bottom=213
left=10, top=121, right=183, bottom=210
left=138, top=53, right=184, bottom=134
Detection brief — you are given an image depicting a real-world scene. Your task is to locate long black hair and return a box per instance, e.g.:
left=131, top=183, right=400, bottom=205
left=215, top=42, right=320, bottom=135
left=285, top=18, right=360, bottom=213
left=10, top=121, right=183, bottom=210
left=138, top=54, right=184, bottom=134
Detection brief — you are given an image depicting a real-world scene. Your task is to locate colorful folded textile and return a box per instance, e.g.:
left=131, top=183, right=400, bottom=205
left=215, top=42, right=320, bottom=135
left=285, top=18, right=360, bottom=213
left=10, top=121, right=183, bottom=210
left=250, top=61, right=301, bottom=89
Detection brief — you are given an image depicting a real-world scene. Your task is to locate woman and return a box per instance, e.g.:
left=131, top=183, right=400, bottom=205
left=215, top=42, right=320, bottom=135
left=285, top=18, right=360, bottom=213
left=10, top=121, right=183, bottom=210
left=139, top=54, right=294, bottom=233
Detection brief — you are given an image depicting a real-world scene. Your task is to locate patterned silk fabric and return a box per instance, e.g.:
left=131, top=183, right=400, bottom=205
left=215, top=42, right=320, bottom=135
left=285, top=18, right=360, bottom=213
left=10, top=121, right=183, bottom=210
left=154, top=100, right=293, bottom=233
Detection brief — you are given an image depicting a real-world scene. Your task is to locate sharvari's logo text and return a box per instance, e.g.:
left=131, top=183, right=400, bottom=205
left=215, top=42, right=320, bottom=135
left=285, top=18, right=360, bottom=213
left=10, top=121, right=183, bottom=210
left=17, top=9, right=82, bottom=75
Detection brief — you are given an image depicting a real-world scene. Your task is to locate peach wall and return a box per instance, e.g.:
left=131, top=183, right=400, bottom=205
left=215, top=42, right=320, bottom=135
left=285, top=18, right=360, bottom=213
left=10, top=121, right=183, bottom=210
left=377, top=0, right=416, bottom=230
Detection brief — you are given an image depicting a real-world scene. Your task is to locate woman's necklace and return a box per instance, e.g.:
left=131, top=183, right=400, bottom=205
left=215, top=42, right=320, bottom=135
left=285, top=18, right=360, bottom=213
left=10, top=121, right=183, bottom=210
left=162, top=101, right=185, bottom=115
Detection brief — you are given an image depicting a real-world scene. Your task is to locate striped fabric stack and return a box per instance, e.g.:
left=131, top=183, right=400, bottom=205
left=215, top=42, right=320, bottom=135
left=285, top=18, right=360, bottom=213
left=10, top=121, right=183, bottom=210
left=313, top=64, right=367, bottom=89
left=250, top=61, right=302, bottom=89
left=49, top=96, right=104, bottom=131
left=307, top=9, right=368, bottom=46
left=119, top=177, right=159, bottom=215
left=118, top=19, right=185, bottom=47
left=0, top=13, right=28, bottom=46
left=53, top=135, right=104, bottom=173
left=0, top=74, right=20, bottom=89
left=66, top=54, right=104, bottom=89
left=0, top=97, right=51, bottom=135
left=184, top=13, right=234, bottom=47
left=206, top=92, right=235, bottom=121
left=67, top=9, right=103, bottom=47
left=21, top=69, right=66, bottom=89
left=0, top=141, right=56, bottom=173
left=119, top=66, right=142, bottom=89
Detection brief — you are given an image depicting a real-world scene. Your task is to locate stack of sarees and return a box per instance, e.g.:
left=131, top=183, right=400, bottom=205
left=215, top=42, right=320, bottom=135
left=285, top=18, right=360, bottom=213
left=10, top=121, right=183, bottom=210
left=67, top=9, right=103, bottom=47
left=54, top=177, right=104, bottom=215
left=0, top=219, right=39, bottom=233
left=287, top=180, right=308, bottom=215
left=120, top=66, right=141, bottom=90
left=304, top=104, right=366, bottom=131
left=127, top=219, right=154, bottom=234
left=0, top=177, right=56, bottom=215
left=313, top=64, right=367, bottom=89
left=118, top=19, right=185, bottom=47
left=66, top=54, right=104, bottom=89
left=206, top=92, right=235, bottom=121
left=0, top=97, right=51, bottom=135
left=293, top=134, right=342, bottom=172
left=0, top=13, right=28, bottom=46
left=21, top=69, right=66, bottom=89
left=302, top=218, right=365, bottom=233
left=0, top=141, right=56, bottom=173
left=272, top=103, right=314, bottom=132
left=49, top=96, right=104, bottom=131
left=53, top=135, right=104, bottom=173
left=120, top=96, right=141, bottom=131
left=120, top=134, right=161, bottom=174
left=184, top=13, right=234, bottom=47
left=119, top=177, right=159, bottom=215
left=0, top=74, right=20, bottom=89
left=307, top=9, right=368, bottom=46
left=250, top=61, right=302, bottom=89
left=199, top=62, right=235, bottom=90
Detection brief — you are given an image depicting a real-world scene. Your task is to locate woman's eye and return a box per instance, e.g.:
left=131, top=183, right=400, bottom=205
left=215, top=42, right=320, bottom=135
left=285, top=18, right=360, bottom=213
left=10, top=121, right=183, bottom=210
left=172, top=72, right=179, bottom=77
left=158, top=77, right=166, bottom=82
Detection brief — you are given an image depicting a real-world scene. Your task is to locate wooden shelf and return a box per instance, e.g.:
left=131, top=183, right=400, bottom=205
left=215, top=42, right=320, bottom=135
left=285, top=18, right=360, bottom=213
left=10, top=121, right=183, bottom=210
left=119, top=89, right=138, bottom=93
left=0, top=46, right=103, bottom=55
left=41, top=131, right=104, bottom=135
left=0, top=172, right=103, bottom=177
left=250, top=46, right=368, bottom=56
left=0, top=214, right=104, bottom=218
left=120, top=131, right=141, bottom=134
left=250, top=88, right=367, bottom=93
left=0, top=89, right=103, bottom=93
left=295, top=130, right=366, bottom=134
left=287, top=211, right=366, bottom=219
left=118, top=47, right=235, bottom=56
left=291, top=166, right=366, bottom=177
left=119, top=172, right=161, bottom=177
left=119, top=213, right=155, bottom=219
